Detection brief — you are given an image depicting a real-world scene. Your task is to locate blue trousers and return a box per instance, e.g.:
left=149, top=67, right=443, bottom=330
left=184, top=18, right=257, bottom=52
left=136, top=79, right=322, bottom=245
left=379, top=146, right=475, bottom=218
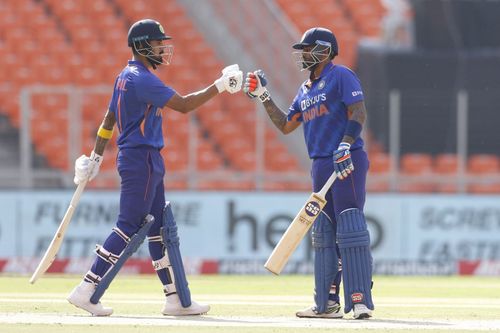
left=90, top=147, right=167, bottom=279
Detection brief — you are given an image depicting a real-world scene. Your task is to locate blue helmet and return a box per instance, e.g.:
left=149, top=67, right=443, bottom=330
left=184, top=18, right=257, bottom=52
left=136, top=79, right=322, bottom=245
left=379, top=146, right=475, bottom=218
left=292, top=27, right=338, bottom=56
left=127, top=19, right=173, bottom=68
left=127, top=19, right=171, bottom=47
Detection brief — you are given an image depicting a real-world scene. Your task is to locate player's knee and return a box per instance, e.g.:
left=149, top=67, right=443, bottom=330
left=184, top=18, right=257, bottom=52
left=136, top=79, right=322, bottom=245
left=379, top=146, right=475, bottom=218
left=312, top=212, right=336, bottom=248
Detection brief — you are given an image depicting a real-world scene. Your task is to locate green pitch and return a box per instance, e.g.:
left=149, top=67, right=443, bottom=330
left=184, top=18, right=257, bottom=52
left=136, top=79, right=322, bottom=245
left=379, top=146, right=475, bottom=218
left=1, top=274, right=499, bottom=333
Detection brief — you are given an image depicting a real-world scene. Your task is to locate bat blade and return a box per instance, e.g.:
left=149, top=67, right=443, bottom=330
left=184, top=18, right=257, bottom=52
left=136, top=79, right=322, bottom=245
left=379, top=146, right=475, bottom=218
left=264, top=193, right=327, bottom=275
left=264, top=171, right=337, bottom=275
left=29, top=181, right=87, bottom=284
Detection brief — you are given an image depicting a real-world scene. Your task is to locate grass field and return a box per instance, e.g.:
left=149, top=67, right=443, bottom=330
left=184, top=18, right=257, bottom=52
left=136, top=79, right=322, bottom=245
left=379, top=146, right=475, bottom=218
left=1, top=274, right=500, bottom=332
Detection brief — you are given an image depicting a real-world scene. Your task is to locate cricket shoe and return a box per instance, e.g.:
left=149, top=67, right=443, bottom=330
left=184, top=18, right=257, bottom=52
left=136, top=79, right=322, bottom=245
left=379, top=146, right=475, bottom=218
left=296, top=300, right=343, bottom=318
left=67, top=281, right=113, bottom=316
left=162, top=294, right=210, bottom=316
left=353, top=303, right=372, bottom=319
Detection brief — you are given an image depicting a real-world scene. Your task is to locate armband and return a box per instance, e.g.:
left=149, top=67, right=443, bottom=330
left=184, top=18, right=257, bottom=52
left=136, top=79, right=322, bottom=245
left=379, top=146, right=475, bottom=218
left=97, top=126, right=113, bottom=139
left=345, top=120, right=362, bottom=140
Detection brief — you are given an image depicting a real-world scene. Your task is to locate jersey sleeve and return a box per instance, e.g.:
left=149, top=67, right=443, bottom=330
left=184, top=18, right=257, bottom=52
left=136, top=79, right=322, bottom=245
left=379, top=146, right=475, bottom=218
left=107, top=77, right=119, bottom=114
left=338, top=67, right=364, bottom=106
left=136, top=73, right=176, bottom=108
left=287, top=93, right=303, bottom=122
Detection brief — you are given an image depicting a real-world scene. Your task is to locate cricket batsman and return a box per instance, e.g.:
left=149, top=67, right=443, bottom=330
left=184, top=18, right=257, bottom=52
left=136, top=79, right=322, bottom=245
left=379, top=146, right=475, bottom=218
left=244, top=27, right=374, bottom=319
left=67, top=18, right=243, bottom=316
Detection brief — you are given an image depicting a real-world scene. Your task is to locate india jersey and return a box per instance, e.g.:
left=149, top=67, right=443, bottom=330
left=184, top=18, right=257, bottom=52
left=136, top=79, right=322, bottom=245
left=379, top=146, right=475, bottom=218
left=108, top=60, right=175, bottom=149
left=287, top=63, right=365, bottom=159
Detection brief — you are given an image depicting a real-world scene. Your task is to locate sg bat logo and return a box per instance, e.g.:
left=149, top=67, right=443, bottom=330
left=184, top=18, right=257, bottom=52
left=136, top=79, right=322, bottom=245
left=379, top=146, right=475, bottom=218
left=229, top=77, right=238, bottom=88
left=304, top=201, right=320, bottom=217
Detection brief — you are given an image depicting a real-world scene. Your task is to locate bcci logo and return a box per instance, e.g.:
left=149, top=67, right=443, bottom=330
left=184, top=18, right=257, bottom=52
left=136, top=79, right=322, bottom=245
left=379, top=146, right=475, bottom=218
left=305, top=201, right=320, bottom=217
left=158, top=23, right=165, bottom=34
left=318, top=80, right=326, bottom=90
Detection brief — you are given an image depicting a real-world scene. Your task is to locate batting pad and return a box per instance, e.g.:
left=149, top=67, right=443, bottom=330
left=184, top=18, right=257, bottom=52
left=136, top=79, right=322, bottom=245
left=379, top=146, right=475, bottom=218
left=162, top=201, right=192, bottom=308
left=90, top=214, right=154, bottom=304
left=337, top=208, right=374, bottom=313
left=312, top=212, right=339, bottom=313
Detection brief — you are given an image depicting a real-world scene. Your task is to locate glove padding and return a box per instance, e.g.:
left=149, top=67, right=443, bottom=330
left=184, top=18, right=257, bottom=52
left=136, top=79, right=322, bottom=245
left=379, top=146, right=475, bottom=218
left=214, top=64, right=243, bottom=94
left=243, top=70, right=271, bottom=102
left=333, top=142, right=354, bottom=180
left=73, top=151, right=103, bottom=185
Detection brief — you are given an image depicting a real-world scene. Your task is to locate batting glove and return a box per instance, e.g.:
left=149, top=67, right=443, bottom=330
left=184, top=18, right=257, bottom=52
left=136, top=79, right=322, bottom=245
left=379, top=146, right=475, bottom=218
left=214, top=64, right=243, bottom=94
left=243, top=70, right=271, bottom=102
left=333, top=142, right=354, bottom=180
left=74, top=151, right=103, bottom=185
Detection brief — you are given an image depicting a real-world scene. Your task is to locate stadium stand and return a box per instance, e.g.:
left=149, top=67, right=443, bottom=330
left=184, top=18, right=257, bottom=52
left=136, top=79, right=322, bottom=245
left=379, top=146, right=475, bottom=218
left=0, top=0, right=306, bottom=190
left=3, top=0, right=496, bottom=194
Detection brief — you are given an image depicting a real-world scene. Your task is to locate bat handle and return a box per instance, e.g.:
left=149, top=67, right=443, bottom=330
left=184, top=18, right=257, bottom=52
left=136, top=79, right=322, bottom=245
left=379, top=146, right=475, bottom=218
left=318, top=171, right=337, bottom=198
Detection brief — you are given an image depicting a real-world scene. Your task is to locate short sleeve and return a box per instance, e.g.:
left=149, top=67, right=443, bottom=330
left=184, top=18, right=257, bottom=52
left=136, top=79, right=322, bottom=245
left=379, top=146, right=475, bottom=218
left=107, top=78, right=118, bottom=114
left=136, top=73, right=176, bottom=108
left=339, top=67, right=364, bottom=106
left=287, top=94, right=303, bottom=122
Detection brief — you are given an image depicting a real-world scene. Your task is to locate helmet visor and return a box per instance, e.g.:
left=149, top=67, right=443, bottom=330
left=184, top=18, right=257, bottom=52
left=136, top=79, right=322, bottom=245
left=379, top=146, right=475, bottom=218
left=134, top=40, right=174, bottom=65
left=292, top=43, right=331, bottom=71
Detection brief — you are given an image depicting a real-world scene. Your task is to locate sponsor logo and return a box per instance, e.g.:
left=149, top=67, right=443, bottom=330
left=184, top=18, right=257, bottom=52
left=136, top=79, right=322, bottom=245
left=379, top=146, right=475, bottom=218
left=229, top=77, right=237, bottom=88
left=300, top=93, right=327, bottom=111
left=351, top=293, right=364, bottom=303
left=305, top=201, right=321, bottom=217
left=352, top=91, right=363, bottom=97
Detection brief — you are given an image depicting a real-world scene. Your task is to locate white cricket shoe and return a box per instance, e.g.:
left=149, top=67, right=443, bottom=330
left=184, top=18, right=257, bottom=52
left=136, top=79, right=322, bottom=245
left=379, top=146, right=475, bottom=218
left=67, top=281, right=113, bottom=316
left=353, top=303, right=372, bottom=319
left=162, top=294, right=210, bottom=316
left=296, top=300, right=343, bottom=319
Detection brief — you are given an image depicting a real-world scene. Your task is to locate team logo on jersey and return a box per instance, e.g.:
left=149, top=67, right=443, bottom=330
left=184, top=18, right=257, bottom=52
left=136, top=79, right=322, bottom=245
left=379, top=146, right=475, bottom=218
left=318, top=80, right=326, bottom=90
left=305, top=201, right=321, bottom=217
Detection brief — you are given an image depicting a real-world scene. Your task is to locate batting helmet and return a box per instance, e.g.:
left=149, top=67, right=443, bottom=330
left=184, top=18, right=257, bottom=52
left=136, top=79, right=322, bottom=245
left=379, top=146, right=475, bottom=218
left=293, top=27, right=338, bottom=56
left=127, top=19, right=173, bottom=68
left=127, top=19, right=171, bottom=47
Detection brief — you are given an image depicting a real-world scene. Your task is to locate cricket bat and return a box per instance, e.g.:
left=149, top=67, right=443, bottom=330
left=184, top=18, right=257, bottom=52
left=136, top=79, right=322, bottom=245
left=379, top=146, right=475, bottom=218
left=264, top=171, right=337, bottom=275
left=29, top=180, right=87, bottom=284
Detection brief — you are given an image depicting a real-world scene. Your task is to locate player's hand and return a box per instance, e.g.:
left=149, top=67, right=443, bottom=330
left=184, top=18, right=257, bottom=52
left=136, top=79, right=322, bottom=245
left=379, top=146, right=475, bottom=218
left=243, top=70, right=271, bottom=102
left=333, top=142, right=354, bottom=180
left=214, top=64, right=243, bottom=94
left=73, top=151, right=103, bottom=185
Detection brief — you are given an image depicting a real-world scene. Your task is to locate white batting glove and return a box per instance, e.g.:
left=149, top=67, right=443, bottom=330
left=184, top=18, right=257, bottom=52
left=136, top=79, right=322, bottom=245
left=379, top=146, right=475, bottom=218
left=214, top=64, right=243, bottom=94
left=73, top=151, right=103, bottom=185
left=243, top=70, right=270, bottom=102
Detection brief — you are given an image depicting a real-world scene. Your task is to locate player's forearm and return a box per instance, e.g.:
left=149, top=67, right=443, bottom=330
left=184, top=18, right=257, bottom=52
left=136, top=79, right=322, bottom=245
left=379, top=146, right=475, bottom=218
left=177, top=86, right=219, bottom=113
left=93, top=111, right=115, bottom=155
left=263, top=99, right=288, bottom=133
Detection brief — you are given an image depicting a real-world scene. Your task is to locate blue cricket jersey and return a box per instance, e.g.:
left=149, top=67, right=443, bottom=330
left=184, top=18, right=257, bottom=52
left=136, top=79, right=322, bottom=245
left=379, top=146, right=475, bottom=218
left=108, top=60, right=176, bottom=149
left=287, top=63, right=365, bottom=159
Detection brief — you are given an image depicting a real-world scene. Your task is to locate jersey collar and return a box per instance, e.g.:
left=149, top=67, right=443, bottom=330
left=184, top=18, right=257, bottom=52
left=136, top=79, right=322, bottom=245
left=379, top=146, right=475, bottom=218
left=306, top=62, right=334, bottom=88
left=128, top=60, right=150, bottom=71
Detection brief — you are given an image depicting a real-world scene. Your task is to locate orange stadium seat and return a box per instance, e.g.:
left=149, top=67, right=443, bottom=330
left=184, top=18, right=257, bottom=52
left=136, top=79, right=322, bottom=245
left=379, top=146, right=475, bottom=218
left=0, top=0, right=308, bottom=191
left=399, top=153, right=434, bottom=193
left=467, top=154, right=500, bottom=194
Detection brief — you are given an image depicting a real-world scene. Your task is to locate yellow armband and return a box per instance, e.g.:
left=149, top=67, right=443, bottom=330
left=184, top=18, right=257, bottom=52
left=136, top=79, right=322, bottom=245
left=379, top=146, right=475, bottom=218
left=97, top=126, right=113, bottom=139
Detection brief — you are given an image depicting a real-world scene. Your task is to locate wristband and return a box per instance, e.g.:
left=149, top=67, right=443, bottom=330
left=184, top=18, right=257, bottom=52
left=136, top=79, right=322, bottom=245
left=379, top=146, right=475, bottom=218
left=345, top=120, right=362, bottom=140
left=97, top=126, right=113, bottom=139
